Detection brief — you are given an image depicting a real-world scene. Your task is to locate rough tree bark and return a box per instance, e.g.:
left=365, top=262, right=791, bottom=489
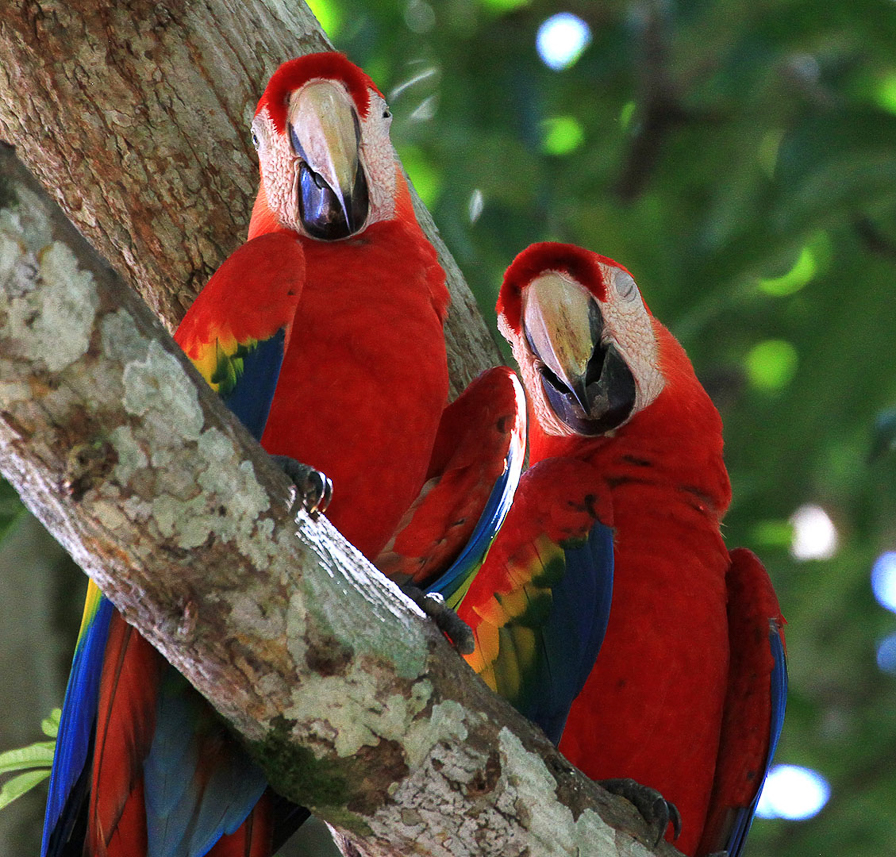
left=0, top=0, right=497, bottom=396
left=0, top=144, right=679, bottom=857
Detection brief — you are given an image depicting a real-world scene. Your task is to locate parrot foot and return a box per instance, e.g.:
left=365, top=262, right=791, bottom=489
left=599, top=778, right=681, bottom=847
left=402, top=586, right=475, bottom=655
left=272, top=456, right=333, bottom=520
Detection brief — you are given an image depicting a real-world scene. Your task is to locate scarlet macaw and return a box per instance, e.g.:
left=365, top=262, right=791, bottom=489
left=444, top=242, right=786, bottom=856
left=43, top=52, right=451, bottom=857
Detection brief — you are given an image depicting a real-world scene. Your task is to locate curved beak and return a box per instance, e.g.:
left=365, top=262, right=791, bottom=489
left=523, top=272, right=636, bottom=435
left=288, top=80, right=370, bottom=239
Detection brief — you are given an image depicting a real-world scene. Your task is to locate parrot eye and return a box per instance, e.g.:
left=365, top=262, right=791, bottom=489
left=383, top=109, right=392, bottom=120
left=251, top=130, right=260, bottom=149
left=614, top=271, right=639, bottom=302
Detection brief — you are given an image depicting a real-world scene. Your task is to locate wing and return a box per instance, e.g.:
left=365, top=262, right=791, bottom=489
left=84, top=614, right=270, bottom=857
left=375, top=367, right=526, bottom=592
left=175, top=233, right=305, bottom=442
left=438, top=458, right=614, bottom=745
left=42, top=582, right=114, bottom=857
left=698, top=548, right=788, bottom=857
left=142, top=668, right=269, bottom=857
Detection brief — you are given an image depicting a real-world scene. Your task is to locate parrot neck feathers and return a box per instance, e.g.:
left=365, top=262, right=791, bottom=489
left=530, top=323, right=731, bottom=517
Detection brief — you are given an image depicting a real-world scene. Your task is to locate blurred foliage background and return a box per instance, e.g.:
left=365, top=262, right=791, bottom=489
left=3, top=0, right=896, bottom=854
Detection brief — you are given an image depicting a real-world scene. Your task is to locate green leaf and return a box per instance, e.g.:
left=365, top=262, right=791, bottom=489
left=752, top=520, right=795, bottom=549
left=42, top=708, right=62, bottom=739
left=0, top=769, right=51, bottom=810
left=0, top=741, right=56, bottom=774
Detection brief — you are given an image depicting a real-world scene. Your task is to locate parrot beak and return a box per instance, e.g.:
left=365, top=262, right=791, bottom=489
left=523, top=272, right=637, bottom=435
left=287, top=81, right=370, bottom=239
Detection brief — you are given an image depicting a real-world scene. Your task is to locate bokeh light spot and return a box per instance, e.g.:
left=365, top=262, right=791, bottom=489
left=756, top=765, right=831, bottom=820
left=541, top=116, right=585, bottom=155
left=405, top=0, right=436, bottom=34
left=875, top=73, right=896, bottom=114
left=871, top=552, right=896, bottom=613
left=619, top=101, right=636, bottom=130
left=537, top=13, right=592, bottom=71
left=745, top=340, right=798, bottom=391
left=751, top=520, right=795, bottom=549
left=469, top=189, right=484, bottom=223
left=876, top=633, right=896, bottom=674
left=759, top=246, right=817, bottom=296
left=790, top=504, right=838, bottom=561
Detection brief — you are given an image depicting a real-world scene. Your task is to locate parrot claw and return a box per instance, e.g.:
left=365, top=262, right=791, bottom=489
left=402, top=586, right=476, bottom=654
left=599, top=778, right=682, bottom=847
left=272, top=455, right=334, bottom=520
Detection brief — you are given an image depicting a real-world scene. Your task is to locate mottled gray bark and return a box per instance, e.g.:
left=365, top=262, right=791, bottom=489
left=0, top=0, right=499, bottom=396
left=0, top=138, right=678, bottom=857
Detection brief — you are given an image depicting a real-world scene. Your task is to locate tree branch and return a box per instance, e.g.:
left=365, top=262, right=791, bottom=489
left=0, top=142, right=677, bottom=857
left=0, top=0, right=498, bottom=395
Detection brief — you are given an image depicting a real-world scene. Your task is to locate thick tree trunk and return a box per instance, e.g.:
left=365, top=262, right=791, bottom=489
left=0, top=0, right=498, bottom=395
left=0, top=144, right=677, bottom=857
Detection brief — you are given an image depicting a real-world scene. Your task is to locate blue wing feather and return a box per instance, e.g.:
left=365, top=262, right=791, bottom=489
left=144, top=668, right=268, bottom=857
left=518, top=521, right=614, bottom=743
left=219, top=329, right=287, bottom=442
left=41, top=593, right=115, bottom=857
left=427, top=433, right=525, bottom=607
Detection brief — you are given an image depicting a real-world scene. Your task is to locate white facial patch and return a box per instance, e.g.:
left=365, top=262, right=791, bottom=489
left=252, top=84, right=400, bottom=236
left=252, top=107, right=303, bottom=234
left=358, top=91, right=398, bottom=225
left=597, top=263, right=665, bottom=415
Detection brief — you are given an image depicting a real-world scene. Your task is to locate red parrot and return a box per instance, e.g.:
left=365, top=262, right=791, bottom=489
left=247, top=52, right=450, bottom=558
left=465, top=242, right=785, bottom=856
left=42, top=52, right=450, bottom=857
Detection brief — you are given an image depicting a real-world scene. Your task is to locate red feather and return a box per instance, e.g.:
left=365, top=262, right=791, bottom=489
left=498, top=242, right=621, bottom=334
left=257, top=220, right=449, bottom=559
left=256, top=52, right=381, bottom=130
left=697, top=549, right=786, bottom=855
left=175, top=234, right=305, bottom=361
left=376, top=367, right=523, bottom=585
left=87, top=613, right=163, bottom=856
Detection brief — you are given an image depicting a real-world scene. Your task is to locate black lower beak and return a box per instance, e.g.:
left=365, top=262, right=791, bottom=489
left=298, top=162, right=369, bottom=240
left=541, top=343, right=636, bottom=435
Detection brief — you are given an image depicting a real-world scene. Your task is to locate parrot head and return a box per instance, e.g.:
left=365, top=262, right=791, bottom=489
left=250, top=53, right=398, bottom=240
left=497, top=242, right=666, bottom=439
